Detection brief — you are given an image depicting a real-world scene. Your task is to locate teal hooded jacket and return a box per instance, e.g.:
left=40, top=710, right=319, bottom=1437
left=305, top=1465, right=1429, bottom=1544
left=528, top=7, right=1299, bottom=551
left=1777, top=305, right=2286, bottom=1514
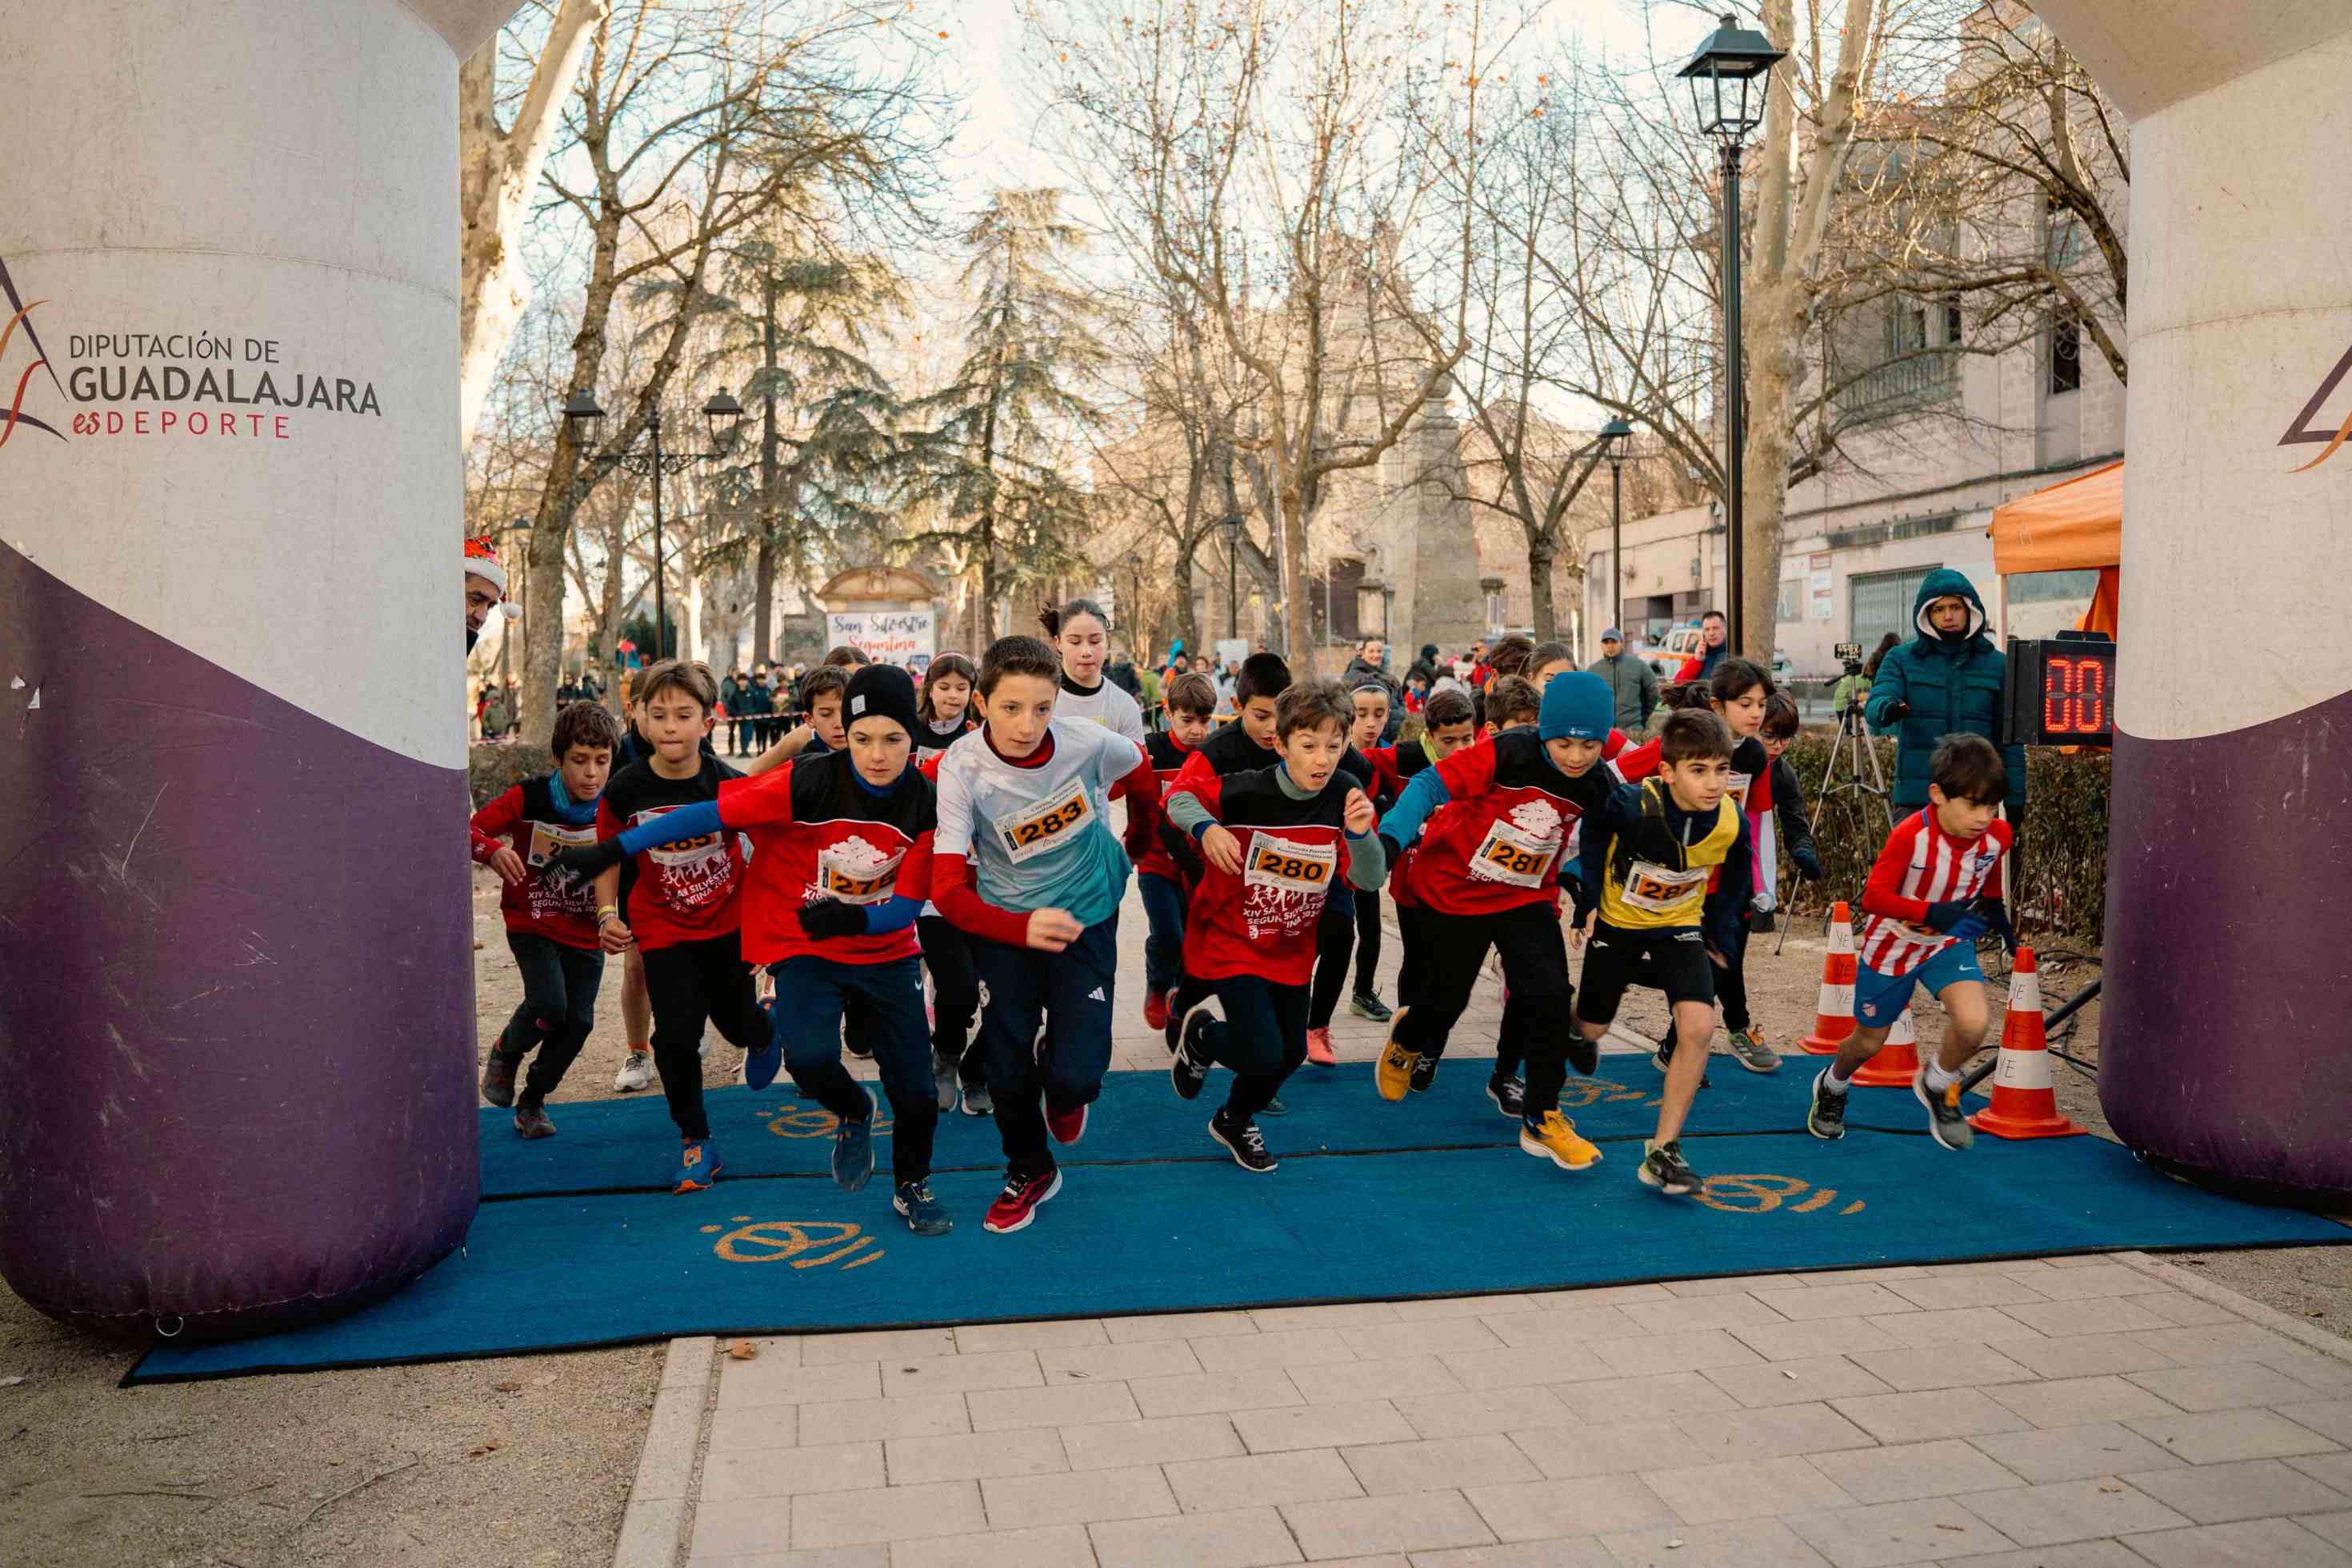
left=1862, top=568, right=2027, bottom=814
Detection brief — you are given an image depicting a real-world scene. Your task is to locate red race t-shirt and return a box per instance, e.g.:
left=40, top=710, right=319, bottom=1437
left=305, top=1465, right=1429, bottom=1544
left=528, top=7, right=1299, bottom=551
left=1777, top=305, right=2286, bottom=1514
left=1407, top=730, right=1616, bottom=917
left=1170, top=764, right=1358, bottom=985
left=598, top=755, right=746, bottom=950
left=1132, top=730, right=1197, bottom=882
left=715, top=753, right=936, bottom=966
left=470, top=778, right=603, bottom=950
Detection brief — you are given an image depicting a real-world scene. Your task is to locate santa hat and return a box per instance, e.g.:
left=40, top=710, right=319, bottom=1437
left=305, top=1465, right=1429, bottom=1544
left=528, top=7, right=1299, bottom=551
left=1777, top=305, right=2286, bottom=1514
left=465, top=536, right=522, bottom=619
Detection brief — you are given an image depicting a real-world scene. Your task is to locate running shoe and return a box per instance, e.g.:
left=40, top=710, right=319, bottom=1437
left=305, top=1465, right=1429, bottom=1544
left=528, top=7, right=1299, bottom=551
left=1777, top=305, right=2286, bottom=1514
left=1807, top=1070, right=1849, bottom=1141
left=1566, top=1031, right=1598, bottom=1077
left=1652, top=1030, right=1677, bottom=1073
left=1170, top=1004, right=1214, bottom=1101
left=844, top=1020, right=874, bottom=1059
left=834, top=1089, right=876, bottom=1191
left=744, top=1026, right=782, bottom=1091
left=1046, top=1099, right=1088, bottom=1146
left=1143, top=990, right=1170, bottom=1032
left=674, top=1138, right=723, bottom=1194
left=1519, top=1110, right=1602, bottom=1171
left=1409, top=1052, right=1438, bottom=1094
left=1349, top=990, right=1394, bottom=1023
left=513, top=1098, right=556, bottom=1140
left=1915, top=1070, right=1974, bottom=1151
left=1375, top=1006, right=1418, bottom=1102
left=1261, top=1096, right=1289, bottom=1117
left=614, top=1047, right=655, bottom=1093
left=893, top=1179, right=953, bottom=1237
left=1637, top=1138, right=1700, bottom=1196
left=933, top=1050, right=960, bottom=1113
left=480, top=1042, right=522, bottom=1108
left=1725, top=1028, right=1782, bottom=1074
left=1209, top=1110, right=1278, bottom=1173
left=1304, top=1026, right=1336, bottom=1066
left=1486, top=1074, right=1526, bottom=1119
left=982, top=1167, right=1062, bottom=1234
left=961, top=1081, right=994, bottom=1117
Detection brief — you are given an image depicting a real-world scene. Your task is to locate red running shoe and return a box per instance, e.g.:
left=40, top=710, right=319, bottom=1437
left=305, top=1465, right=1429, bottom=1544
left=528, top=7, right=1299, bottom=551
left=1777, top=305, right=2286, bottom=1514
left=1304, top=1026, right=1336, bottom=1066
left=1143, top=989, right=1170, bottom=1031
left=982, top=1167, right=1064, bottom=1234
left=1046, top=1099, right=1089, bottom=1145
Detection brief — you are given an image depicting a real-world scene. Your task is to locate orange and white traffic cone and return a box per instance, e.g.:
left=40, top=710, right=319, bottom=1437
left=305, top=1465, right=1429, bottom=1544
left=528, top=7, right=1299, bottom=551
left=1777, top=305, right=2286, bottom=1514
left=1800, top=902, right=1858, bottom=1055
left=1851, top=1005, right=1919, bottom=1087
left=1968, top=947, right=2086, bottom=1139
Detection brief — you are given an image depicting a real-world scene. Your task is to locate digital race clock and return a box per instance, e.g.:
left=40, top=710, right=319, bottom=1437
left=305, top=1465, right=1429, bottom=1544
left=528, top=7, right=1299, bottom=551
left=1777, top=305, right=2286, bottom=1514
left=2002, top=632, right=2116, bottom=747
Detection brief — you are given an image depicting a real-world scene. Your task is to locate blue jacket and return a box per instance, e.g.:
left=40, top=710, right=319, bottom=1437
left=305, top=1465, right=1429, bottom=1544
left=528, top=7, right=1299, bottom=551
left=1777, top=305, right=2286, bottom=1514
left=1863, top=568, right=2026, bottom=814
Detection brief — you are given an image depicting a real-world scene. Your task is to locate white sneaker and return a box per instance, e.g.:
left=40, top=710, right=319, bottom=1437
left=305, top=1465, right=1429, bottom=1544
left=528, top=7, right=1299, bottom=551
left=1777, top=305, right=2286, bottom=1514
left=614, top=1049, right=655, bottom=1093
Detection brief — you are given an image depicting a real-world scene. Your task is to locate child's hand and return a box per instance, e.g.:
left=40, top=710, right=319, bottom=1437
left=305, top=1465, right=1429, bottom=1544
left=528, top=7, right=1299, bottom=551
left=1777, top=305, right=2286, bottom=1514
left=1342, top=788, right=1375, bottom=836
left=1570, top=909, right=1596, bottom=950
left=598, top=915, right=634, bottom=954
left=1025, top=907, right=1084, bottom=952
left=551, top=840, right=626, bottom=881
left=1201, top=825, right=1243, bottom=876
left=489, top=846, right=527, bottom=886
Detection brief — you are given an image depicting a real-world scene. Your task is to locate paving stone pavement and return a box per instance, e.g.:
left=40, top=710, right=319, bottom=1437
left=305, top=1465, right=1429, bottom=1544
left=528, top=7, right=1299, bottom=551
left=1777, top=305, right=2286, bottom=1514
left=611, top=851, right=2352, bottom=1566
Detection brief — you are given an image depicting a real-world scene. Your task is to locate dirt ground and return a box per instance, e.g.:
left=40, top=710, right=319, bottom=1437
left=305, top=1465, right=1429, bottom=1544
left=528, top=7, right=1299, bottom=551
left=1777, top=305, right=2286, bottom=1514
left=3, top=868, right=2343, bottom=1568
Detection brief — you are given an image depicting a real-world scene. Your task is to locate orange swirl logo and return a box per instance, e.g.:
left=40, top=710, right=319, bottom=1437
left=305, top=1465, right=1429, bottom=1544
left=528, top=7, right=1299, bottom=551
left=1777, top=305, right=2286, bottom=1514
left=0, top=256, right=67, bottom=451
left=2282, top=343, right=2352, bottom=473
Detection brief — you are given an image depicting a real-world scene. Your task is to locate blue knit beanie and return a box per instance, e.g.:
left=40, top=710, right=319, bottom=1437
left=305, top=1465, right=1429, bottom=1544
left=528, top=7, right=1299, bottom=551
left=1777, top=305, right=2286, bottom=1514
left=1539, top=671, right=1614, bottom=742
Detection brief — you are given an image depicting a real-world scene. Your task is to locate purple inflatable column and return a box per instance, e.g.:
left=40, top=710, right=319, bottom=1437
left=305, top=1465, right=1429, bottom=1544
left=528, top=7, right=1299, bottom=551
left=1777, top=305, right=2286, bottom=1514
left=0, top=0, right=522, bottom=1336
left=2026, top=2, right=2352, bottom=1204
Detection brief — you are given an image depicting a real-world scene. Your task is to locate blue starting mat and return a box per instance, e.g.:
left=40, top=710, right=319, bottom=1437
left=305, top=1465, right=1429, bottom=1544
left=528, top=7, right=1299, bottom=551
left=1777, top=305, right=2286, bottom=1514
left=477, top=1059, right=1934, bottom=1200
left=133, top=1110, right=2346, bottom=1382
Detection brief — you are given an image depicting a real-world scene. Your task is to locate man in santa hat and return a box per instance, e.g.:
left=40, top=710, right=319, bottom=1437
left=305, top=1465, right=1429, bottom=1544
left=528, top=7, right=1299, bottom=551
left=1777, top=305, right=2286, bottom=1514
left=466, top=535, right=522, bottom=653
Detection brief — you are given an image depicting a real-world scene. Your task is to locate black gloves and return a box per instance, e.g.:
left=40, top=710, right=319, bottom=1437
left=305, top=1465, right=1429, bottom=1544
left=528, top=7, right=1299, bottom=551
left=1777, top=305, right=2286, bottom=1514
left=1882, top=701, right=1910, bottom=721
left=1924, top=899, right=1989, bottom=941
left=1793, top=845, right=1825, bottom=882
left=795, top=902, right=868, bottom=941
left=550, top=839, right=626, bottom=881
left=1975, top=896, right=2018, bottom=954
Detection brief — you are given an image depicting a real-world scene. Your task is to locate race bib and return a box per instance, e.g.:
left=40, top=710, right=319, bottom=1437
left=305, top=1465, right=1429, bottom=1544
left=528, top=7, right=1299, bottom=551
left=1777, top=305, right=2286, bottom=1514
left=993, top=780, right=1095, bottom=863
left=1726, top=770, right=1754, bottom=812
left=525, top=819, right=596, bottom=867
left=1243, top=833, right=1337, bottom=894
left=817, top=845, right=905, bottom=905
left=1469, top=818, right=1559, bottom=888
left=1620, top=859, right=1710, bottom=914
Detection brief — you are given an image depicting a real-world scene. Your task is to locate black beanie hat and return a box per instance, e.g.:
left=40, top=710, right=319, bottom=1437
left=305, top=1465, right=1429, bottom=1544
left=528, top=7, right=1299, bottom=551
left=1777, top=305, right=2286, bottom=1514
left=843, top=663, right=920, bottom=739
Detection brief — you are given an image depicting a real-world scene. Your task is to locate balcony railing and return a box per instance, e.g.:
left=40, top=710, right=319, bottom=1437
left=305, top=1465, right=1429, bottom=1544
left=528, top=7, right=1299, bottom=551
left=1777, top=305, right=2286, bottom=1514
left=1831, top=354, right=1959, bottom=422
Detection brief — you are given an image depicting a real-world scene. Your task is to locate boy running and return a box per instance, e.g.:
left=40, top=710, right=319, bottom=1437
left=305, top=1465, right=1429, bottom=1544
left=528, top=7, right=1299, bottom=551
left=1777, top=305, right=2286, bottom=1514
left=1375, top=674, right=1620, bottom=1172
left=1136, top=671, right=1218, bottom=1030
left=1571, top=710, right=1752, bottom=1196
left=1808, top=734, right=2014, bottom=1150
left=1165, top=680, right=1386, bottom=1170
left=1366, top=687, right=1478, bottom=1077
left=470, top=702, right=623, bottom=1137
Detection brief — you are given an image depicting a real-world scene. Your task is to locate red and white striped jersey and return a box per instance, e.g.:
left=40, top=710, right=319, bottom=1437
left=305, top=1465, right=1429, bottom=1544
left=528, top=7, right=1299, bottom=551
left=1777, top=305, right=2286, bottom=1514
left=1858, top=808, right=2012, bottom=977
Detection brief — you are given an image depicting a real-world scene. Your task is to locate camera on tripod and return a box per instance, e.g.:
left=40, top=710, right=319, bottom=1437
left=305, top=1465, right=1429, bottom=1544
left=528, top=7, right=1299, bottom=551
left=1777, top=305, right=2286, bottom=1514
left=1834, top=640, right=1866, bottom=676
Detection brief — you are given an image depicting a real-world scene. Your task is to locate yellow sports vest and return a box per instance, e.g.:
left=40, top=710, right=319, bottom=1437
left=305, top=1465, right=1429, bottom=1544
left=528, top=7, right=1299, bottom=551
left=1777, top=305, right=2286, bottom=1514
left=1598, top=779, right=1741, bottom=930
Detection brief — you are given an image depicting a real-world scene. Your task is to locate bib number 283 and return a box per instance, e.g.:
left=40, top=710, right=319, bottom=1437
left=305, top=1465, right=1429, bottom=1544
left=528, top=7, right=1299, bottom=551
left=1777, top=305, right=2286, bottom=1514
left=995, top=782, right=1094, bottom=863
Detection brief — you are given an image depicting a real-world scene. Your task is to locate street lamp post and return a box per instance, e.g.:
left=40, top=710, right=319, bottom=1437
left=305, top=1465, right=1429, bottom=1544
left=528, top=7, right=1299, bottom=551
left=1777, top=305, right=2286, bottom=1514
left=563, top=387, right=746, bottom=661
left=1218, top=513, right=1247, bottom=642
left=1594, top=418, right=1632, bottom=658
left=1678, top=12, right=1784, bottom=656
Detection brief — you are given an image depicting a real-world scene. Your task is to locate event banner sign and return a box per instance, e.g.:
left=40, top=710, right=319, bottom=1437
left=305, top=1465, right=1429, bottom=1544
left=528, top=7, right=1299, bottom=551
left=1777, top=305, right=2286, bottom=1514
left=826, top=610, right=934, bottom=668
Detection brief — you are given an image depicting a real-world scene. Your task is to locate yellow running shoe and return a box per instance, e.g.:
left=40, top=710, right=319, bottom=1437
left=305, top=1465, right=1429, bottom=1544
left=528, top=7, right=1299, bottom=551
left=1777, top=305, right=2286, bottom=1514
left=1375, top=1029, right=1419, bottom=1102
left=1518, top=1110, right=1602, bottom=1171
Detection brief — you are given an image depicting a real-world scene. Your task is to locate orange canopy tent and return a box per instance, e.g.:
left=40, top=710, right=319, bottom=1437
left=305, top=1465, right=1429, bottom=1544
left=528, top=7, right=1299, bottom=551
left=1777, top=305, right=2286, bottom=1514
left=1987, top=458, right=2120, bottom=635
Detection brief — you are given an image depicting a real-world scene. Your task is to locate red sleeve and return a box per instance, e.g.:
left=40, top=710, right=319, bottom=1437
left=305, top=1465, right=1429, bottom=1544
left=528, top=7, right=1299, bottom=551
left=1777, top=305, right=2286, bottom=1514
left=596, top=799, right=621, bottom=838
left=1603, top=729, right=1629, bottom=760
left=895, top=829, right=935, bottom=904
left=930, top=852, right=1032, bottom=946
left=919, top=751, right=944, bottom=782
left=716, top=762, right=797, bottom=830
left=1173, top=748, right=1218, bottom=792
left=1433, top=732, right=1499, bottom=801
left=1862, top=817, right=1930, bottom=923
left=1675, top=657, right=1703, bottom=682
left=1364, top=746, right=1402, bottom=799
left=1116, top=754, right=1162, bottom=859
left=1612, top=737, right=1662, bottom=782
left=1978, top=820, right=2014, bottom=904
left=470, top=786, right=524, bottom=863
left=1167, top=765, right=1226, bottom=822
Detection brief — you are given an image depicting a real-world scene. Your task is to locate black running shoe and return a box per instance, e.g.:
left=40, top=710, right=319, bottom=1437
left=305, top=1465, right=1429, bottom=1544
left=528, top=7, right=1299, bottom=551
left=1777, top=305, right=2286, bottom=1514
left=1408, top=1052, right=1438, bottom=1094
left=1209, top=1110, right=1277, bottom=1173
left=480, top=1044, right=522, bottom=1108
left=1652, top=1030, right=1676, bottom=1073
left=1566, top=1031, right=1598, bottom=1077
left=513, top=1098, right=555, bottom=1140
left=1638, top=1138, right=1701, bottom=1196
left=1170, top=1003, right=1214, bottom=1101
left=1807, top=1070, right=1848, bottom=1141
left=1486, top=1074, right=1526, bottom=1119
left=893, top=1179, right=952, bottom=1236
left=1260, top=1096, right=1289, bottom=1117
left=1915, top=1070, right=1975, bottom=1151
left=1349, top=990, right=1394, bottom=1023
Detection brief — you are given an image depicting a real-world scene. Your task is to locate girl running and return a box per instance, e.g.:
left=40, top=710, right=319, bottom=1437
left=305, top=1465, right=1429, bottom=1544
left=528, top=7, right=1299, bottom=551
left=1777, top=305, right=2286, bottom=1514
left=1040, top=598, right=1147, bottom=742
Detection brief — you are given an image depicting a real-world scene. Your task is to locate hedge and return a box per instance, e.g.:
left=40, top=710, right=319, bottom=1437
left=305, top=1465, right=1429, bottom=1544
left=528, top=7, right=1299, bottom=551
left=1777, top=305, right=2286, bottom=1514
left=468, top=741, right=544, bottom=809
left=1776, top=730, right=2110, bottom=942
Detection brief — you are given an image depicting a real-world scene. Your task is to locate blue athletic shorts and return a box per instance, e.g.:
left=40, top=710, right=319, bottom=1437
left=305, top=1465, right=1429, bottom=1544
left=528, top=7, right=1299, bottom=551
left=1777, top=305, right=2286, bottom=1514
left=1854, top=942, right=1984, bottom=1026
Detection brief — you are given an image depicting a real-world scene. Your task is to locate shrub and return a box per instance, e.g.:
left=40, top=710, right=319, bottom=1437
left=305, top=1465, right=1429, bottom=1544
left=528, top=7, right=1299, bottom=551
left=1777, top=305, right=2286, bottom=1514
left=1775, top=731, right=2110, bottom=942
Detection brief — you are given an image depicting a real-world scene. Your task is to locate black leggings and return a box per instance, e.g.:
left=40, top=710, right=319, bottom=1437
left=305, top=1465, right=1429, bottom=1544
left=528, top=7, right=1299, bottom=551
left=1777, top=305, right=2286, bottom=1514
left=499, top=932, right=606, bottom=1103
left=917, top=914, right=986, bottom=1087
left=639, top=930, right=769, bottom=1141
left=1392, top=902, right=1576, bottom=1114
left=1353, top=887, right=1383, bottom=995
left=1306, top=888, right=1356, bottom=1030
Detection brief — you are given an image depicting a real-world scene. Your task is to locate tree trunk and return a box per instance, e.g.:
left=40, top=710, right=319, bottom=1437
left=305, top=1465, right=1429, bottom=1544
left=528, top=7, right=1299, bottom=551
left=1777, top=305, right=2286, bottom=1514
left=753, top=537, right=776, bottom=667
left=1171, top=548, right=1198, bottom=658
left=1526, top=536, right=1557, bottom=640
left=752, top=271, right=780, bottom=664
left=457, top=0, right=606, bottom=452
left=1738, top=278, right=1809, bottom=668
